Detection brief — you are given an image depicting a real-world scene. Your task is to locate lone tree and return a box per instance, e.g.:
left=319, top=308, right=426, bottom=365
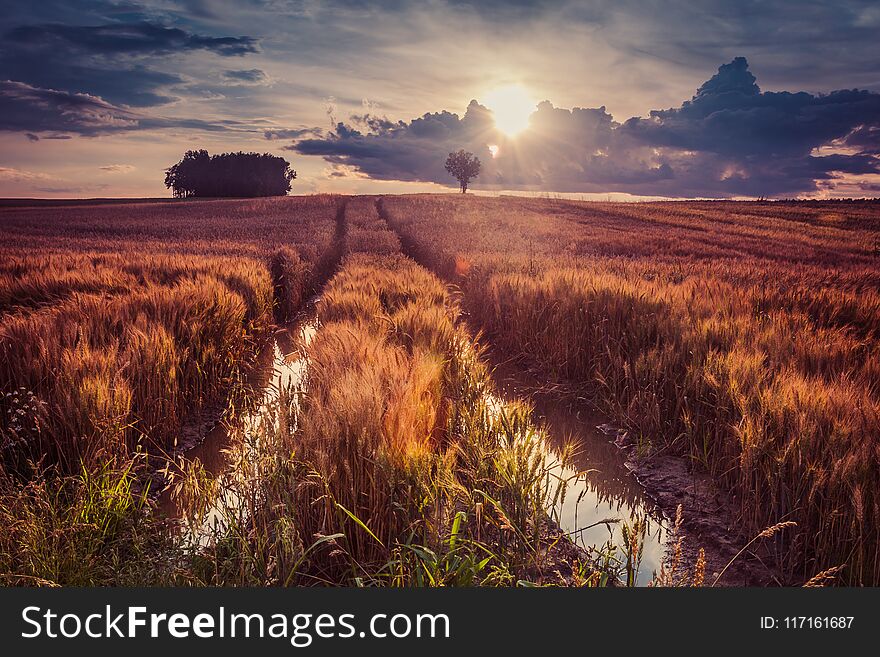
left=164, top=150, right=296, bottom=198
left=445, top=150, right=481, bottom=193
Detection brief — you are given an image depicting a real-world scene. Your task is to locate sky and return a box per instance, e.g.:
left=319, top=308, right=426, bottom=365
left=1, top=0, right=879, bottom=199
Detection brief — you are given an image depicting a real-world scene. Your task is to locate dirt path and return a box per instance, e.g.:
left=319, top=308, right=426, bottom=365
left=154, top=198, right=351, bottom=517
left=375, top=195, right=783, bottom=586
left=159, top=196, right=782, bottom=585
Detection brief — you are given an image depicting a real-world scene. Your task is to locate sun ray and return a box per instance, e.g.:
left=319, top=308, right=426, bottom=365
left=483, top=84, right=536, bottom=137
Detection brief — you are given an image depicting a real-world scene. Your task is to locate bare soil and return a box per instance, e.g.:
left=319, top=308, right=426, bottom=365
left=612, top=434, right=785, bottom=586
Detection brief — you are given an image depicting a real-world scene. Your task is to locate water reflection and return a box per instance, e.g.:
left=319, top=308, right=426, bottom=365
left=158, top=307, right=667, bottom=584
left=157, top=308, right=318, bottom=540
left=490, top=357, right=668, bottom=586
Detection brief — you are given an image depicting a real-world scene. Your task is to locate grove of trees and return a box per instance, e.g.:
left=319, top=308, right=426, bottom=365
left=164, top=150, right=296, bottom=198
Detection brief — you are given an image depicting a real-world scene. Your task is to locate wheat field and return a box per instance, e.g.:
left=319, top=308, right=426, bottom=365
left=1, top=194, right=878, bottom=586
left=382, top=195, right=880, bottom=585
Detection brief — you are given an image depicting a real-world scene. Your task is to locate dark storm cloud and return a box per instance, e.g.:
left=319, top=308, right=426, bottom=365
left=229, top=0, right=567, bottom=19
left=0, top=19, right=259, bottom=108
left=621, top=58, right=880, bottom=159
left=0, top=81, right=140, bottom=136
left=0, top=80, right=257, bottom=137
left=349, top=113, right=404, bottom=133
left=24, top=133, right=73, bottom=142
left=2, top=1, right=879, bottom=198
left=265, top=127, right=323, bottom=140
left=294, top=102, right=494, bottom=183
left=223, top=69, right=268, bottom=84
left=292, top=58, right=880, bottom=197
left=6, top=22, right=258, bottom=57
left=1, top=60, right=184, bottom=108
left=843, top=125, right=880, bottom=155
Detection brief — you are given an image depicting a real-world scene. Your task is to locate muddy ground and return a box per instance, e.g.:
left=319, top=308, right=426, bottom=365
left=483, top=349, right=785, bottom=587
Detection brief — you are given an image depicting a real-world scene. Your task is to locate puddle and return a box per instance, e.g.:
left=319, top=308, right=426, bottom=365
left=156, top=301, right=666, bottom=581
left=157, top=304, right=319, bottom=543
left=489, top=358, right=668, bottom=586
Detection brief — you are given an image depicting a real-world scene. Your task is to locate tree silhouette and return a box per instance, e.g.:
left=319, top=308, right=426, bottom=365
left=445, top=150, right=481, bottom=193
left=164, top=150, right=296, bottom=198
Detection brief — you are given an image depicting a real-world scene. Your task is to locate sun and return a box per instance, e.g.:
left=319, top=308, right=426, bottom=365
left=483, top=84, right=536, bottom=137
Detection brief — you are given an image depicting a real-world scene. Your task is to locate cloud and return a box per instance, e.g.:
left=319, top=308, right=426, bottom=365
left=0, top=81, right=140, bottom=135
left=0, top=167, right=53, bottom=182
left=32, top=186, right=92, bottom=194
left=266, top=126, right=324, bottom=141
left=2, top=3, right=879, bottom=198
left=2, top=62, right=185, bottom=108
left=1, top=20, right=260, bottom=108
left=98, top=164, right=136, bottom=173
left=843, top=125, right=880, bottom=155
left=24, top=132, right=72, bottom=141
left=291, top=58, right=880, bottom=197
left=0, top=166, right=111, bottom=195
left=222, top=69, right=269, bottom=85
left=0, top=80, right=259, bottom=137
left=323, top=163, right=364, bottom=179
left=620, top=58, right=880, bottom=159
left=6, top=22, right=259, bottom=57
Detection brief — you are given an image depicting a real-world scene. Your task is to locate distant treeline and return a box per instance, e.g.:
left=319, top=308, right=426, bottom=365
left=164, top=150, right=296, bottom=198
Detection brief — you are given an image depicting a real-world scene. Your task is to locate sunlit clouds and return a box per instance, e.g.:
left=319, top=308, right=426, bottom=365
left=1, top=1, right=879, bottom=198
